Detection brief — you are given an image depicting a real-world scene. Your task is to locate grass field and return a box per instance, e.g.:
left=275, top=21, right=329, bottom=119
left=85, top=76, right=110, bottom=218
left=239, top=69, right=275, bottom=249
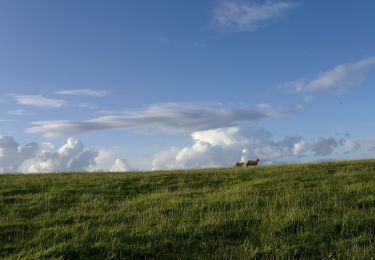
left=1, top=159, right=375, bottom=259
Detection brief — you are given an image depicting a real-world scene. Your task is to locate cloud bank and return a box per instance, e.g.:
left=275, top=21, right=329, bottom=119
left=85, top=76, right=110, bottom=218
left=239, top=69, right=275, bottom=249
left=0, top=136, right=101, bottom=173
left=29, top=137, right=98, bottom=173
left=213, top=1, right=296, bottom=30
left=0, top=132, right=366, bottom=173
left=152, top=127, right=359, bottom=170
left=0, top=136, right=41, bottom=173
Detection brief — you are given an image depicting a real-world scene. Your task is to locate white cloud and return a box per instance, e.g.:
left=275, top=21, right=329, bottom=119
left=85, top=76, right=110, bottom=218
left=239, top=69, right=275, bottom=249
left=73, top=103, right=99, bottom=110
left=95, top=110, right=123, bottom=115
left=29, top=137, right=98, bottom=173
left=281, top=56, right=375, bottom=94
left=191, top=127, right=247, bottom=146
left=292, top=140, right=306, bottom=156
left=93, top=149, right=117, bottom=171
left=0, top=132, right=366, bottom=173
left=152, top=127, right=305, bottom=170
left=16, top=95, right=66, bottom=108
left=6, top=109, right=34, bottom=116
left=213, top=1, right=296, bottom=30
left=152, top=127, right=246, bottom=170
left=0, top=136, right=41, bottom=173
left=110, top=158, right=130, bottom=172
left=27, top=103, right=268, bottom=137
left=151, top=147, right=181, bottom=171
left=91, top=149, right=131, bottom=172
left=56, top=88, right=109, bottom=97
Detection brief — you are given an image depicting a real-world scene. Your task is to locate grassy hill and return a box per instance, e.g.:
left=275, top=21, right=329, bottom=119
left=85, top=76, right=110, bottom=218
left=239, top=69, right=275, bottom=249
left=1, top=160, right=375, bottom=259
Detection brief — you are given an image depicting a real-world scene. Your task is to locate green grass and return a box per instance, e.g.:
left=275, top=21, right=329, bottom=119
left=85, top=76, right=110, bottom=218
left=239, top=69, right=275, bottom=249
left=1, top=159, right=375, bottom=259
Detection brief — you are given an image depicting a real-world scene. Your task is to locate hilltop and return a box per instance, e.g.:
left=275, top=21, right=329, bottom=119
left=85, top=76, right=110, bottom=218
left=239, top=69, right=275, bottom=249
left=1, top=159, right=375, bottom=259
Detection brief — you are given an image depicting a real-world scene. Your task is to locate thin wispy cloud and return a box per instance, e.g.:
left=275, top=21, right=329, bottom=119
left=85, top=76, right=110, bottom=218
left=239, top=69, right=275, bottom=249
left=257, top=103, right=300, bottom=117
left=74, top=103, right=99, bottom=110
left=16, top=95, right=67, bottom=108
left=27, top=103, right=270, bottom=137
left=6, top=109, right=34, bottom=116
left=280, top=56, right=375, bottom=94
left=303, top=95, right=315, bottom=102
left=56, top=88, right=109, bottom=97
left=213, top=1, right=297, bottom=30
left=95, top=110, right=124, bottom=115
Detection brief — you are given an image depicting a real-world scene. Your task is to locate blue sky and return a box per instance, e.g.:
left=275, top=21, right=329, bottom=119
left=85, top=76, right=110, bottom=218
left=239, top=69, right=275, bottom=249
left=0, top=0, right=374, bottom=172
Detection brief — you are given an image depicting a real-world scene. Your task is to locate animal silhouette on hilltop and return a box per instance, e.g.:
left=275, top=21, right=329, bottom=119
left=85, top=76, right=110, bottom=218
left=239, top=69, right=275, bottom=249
left=233, top=158, right=260, bottom=167
left=245, top=158, right=260, bottom=166
left=233, top=161, right=244, bottom=167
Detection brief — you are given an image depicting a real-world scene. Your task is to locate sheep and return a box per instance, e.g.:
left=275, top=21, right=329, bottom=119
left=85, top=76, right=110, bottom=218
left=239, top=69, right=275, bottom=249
left=233, top=161, right=245, bottom=167
left=246, top=158, right=260, bottom=166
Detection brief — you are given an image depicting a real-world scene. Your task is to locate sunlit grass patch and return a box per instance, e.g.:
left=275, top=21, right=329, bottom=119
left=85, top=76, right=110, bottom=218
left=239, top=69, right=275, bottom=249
left=1, top=159, right=375, bottom=259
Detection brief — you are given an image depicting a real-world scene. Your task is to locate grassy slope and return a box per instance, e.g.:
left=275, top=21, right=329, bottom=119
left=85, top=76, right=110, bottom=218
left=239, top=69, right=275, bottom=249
left=1, top=160, right=375, bottom=259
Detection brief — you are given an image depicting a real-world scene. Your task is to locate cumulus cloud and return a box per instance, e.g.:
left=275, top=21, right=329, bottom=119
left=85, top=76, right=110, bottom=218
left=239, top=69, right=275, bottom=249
left=16, top=95, right=67, bottom=108
left=0, top=132, right=365, bottom=173
left=56, top=88, right=109, bottom=97
left=151, top=127, right=358, bottom=170
left=292, top=140, right=306, bottom=156
left=152, top=128, right=245, bottom=170
left=152, top=127, right=306, bottom=170
left=310, top=137, right=344, bottom=156
left=213, top=1, right=296, bottom=30
left=281, top=56, right=375, bottom=94
left=342, top=139, right=361, bottom=151
left=110, top=158, right=130, bottom=172
left=27, top=103, right=268, bottom=137
left=0, top=136, right=41, bottom=173
left=29, top=137, right=98, bottom=173
left=151, top=148, right=181, bottom=171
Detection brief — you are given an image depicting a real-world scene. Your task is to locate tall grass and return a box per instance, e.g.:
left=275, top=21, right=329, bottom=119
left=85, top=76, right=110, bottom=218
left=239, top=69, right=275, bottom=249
left=1, top=159, right=375, bottom=259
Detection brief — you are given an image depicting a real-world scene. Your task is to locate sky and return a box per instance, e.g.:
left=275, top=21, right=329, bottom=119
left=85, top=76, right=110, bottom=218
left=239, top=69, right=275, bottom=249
left=0, top=0, right=374, bottom=173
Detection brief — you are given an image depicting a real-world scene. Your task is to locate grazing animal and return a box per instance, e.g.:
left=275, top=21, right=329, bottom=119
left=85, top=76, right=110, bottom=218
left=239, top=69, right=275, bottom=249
left=246, top=158, right=260, bottom=166
left=233, top=161, right=244, bottom=167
